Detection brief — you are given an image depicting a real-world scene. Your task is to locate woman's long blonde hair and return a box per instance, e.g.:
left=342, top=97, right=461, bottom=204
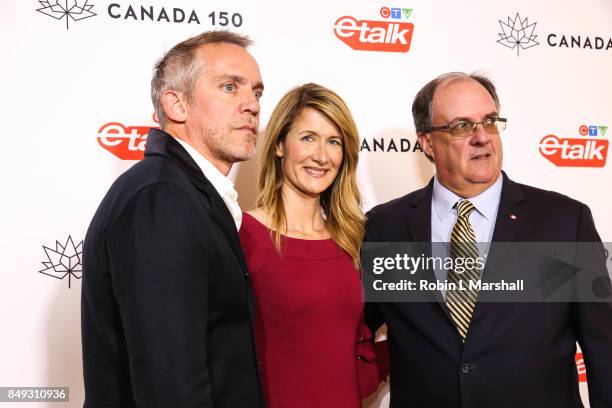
left=256, top=83, right=364, bottom=268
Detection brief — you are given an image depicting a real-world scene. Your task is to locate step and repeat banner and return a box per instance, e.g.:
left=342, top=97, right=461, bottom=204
left=1, top=0, right=610, bottom=406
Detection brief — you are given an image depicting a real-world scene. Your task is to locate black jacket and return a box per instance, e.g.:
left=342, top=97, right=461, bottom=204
left=365, top=172, right=612, bottom=408
left=82, top=129, right=263, bottom=408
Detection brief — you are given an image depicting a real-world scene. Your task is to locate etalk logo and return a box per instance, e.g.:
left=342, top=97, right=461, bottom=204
left=97, top=120, right=157, bottom=160
left=576, top=353, right=587, bottom=382
left=539, top=124, right=609, bottom=168
left=333, top=12, right=414, bottom=53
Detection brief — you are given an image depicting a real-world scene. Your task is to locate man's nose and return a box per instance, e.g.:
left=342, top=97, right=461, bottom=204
left=240, top=90, right=260, bottom=116
left=470, top=123, right=492, bottom=145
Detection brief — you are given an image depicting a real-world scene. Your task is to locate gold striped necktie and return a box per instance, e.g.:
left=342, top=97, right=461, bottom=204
left=446, top=199, right=480, bottom=340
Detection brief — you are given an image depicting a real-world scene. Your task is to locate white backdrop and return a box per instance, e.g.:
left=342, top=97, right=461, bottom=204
left=1, top=0, right=610, bottom=406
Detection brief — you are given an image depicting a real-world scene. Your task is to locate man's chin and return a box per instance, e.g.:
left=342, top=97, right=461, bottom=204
left=229, top=146, right=257, bottom=163
left=467, top=169, right=501, bottom=185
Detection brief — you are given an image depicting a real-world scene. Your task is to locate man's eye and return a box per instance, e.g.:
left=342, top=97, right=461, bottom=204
left=452, top=121, right=470, bottom=130
left=254, top=90, right=263, bottom=100
left=223, top=83, right=235, bottom=92
left=483, top=118, right=496, bottom=125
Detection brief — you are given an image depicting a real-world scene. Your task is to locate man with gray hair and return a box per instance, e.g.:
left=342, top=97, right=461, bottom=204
left=82, top=30, right=264, bottom=407
left=365, top=72, right=612, bottom=407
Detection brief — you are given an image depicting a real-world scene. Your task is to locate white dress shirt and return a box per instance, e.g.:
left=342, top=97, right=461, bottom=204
left=175, top=138, right=242, bottom=230
left=430, top=174, right=503, bottom=294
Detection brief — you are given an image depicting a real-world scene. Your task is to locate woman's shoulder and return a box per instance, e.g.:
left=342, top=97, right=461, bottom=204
left=241, top=208, right=275, bottom=250
left=245, top=207, right=271, bottom=228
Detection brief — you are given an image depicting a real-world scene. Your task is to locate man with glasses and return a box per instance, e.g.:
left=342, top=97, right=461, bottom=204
left=365, top=72, right=612, bottom=407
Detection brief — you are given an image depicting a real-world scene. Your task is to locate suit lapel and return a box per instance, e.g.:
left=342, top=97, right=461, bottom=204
left=405, top=180, right=455, bottom=320
left=490, top=172, right=526, bottom=244
left=484, top=172, right=527, bottom=277
left=468, top=173, right=526, bottom=338
left=197, top=181, right=250, bottom=273
left=403, top=180, right=433, bottom=243
left=144, top=129, right=249, bottom=275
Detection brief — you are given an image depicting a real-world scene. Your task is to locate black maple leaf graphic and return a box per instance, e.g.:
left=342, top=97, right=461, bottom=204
left=36, top=0, right=97, bottom=30
left=497, top=13, right=539, bottom=56
left=39, top=235, right=83, bottom=288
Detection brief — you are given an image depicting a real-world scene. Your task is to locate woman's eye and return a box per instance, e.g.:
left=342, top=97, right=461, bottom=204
left=301, top=135, right=314, bottom=142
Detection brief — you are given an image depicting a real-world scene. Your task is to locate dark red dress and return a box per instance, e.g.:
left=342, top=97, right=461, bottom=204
left=239, top=213, right=362, bottom=408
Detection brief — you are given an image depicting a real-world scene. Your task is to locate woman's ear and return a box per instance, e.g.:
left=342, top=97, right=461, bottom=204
left=275, top=141, right=284, bottom=158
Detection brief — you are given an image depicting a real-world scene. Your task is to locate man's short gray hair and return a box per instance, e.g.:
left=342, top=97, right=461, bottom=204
left=151, top=30, right=253, bottom=128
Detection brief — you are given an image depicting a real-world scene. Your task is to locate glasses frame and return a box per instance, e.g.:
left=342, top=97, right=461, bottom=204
left=424, top=117, right=508, bottom=138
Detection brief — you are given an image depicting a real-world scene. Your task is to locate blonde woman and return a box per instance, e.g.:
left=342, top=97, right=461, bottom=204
left=239, top=83, right=365, bottom=407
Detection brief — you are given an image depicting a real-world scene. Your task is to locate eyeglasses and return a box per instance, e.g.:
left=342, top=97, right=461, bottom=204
left=424, top=117, right=507, bottom=138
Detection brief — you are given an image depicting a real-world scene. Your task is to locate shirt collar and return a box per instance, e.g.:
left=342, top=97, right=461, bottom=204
left=174, top=138, right=236, bottom=199
left=432, top=173, right=503, bottom=221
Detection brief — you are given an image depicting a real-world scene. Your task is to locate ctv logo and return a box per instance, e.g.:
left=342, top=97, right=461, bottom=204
left=379, top=6, right=413, bottom=20
left=333, top=6, right=414, bottom=53
left=539, top=124, right=609, bottom=167
left=97, top=115, right=158, bottom=160
left=578, top=124, right=608, bottom=137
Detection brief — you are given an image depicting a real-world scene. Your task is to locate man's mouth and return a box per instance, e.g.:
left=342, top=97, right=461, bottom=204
left=236, top=124, right=256, bottom=133
left=471, top=153, right=491, bottom=160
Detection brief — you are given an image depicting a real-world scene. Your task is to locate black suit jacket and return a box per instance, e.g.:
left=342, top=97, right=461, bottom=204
left=82, top=129, right=263, bottom=408
left=365, top=172, right=612, bottom=408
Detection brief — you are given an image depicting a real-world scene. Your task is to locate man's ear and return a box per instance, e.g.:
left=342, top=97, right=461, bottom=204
left=161, top=90, right=188, bottom=124
left=417, top=132, right=435, bottom=161
left=275, top=140, right=284, bottom=158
